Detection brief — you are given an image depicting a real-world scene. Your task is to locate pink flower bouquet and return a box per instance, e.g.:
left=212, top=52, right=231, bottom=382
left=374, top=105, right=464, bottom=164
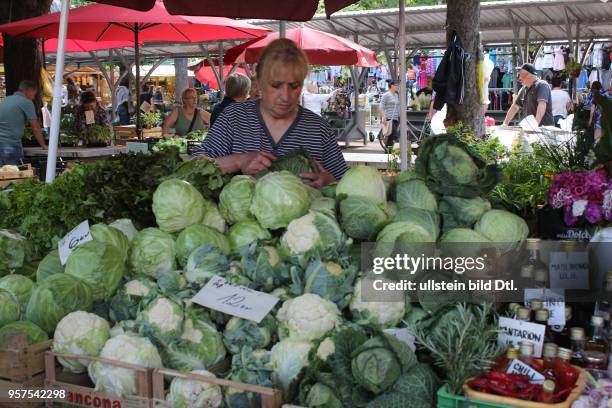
left=547, top=167, right=611, bottom=226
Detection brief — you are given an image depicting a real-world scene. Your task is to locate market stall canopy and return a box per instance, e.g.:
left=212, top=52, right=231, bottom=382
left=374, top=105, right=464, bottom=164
left=225, top=27, right=379, bottom=67
left=195, top=65, right=248, bottom=89
left=84, top=0, right=359, bottom=21
left=0, top=36, right=138, bottom=53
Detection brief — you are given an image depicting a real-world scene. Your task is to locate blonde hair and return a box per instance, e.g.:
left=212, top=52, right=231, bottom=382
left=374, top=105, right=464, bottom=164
left=224, top=73, right=251, bottom=99
left=181, top=87, right=197, bottom=103
left=256, top=39, right=309, bottom=86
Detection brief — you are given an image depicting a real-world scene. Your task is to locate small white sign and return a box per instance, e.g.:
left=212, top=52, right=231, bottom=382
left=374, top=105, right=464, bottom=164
left=549, top=251, right=589, bottom=290
left=140, top=101, right=152, bottom=113
left=506, top=359, right=545, bottom=384
left=192, top=275, right=279, bottom=323
left=524, top=288, right=566, bottom=327
left=384, top=328, right=416, bottom=352
left=126, top=142, right=150, bottom=154
left=58, top=220, right=92, bottom=265
left=497, top=317, right=546, bottom=358
left=85, top=110, right=95, bottom=125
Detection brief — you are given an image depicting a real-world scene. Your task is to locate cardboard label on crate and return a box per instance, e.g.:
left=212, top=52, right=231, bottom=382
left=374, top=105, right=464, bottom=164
left=506, top=359, right=545, bottom=384
left=126, top=142, right=150, bottom=154
left=383, top=328, right=416, bottom=351
left=140, top=100, right=151, bottom=113
left=497, top=317, right=546, bottom=358
left=58, top=220, right=92, bottom=265
left=549, top=251, right=589, bottom=290
left=524, top=288, right=565, bottom=327
left=192, top=275, right=279, bottom=323
left=85, top=110, right=95, bottom=125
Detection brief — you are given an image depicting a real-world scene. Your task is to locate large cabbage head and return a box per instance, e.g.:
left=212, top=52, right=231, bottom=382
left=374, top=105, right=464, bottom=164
left=153, top=179, right=206, bottom=233
left=270, top=338, right=313, bottom=395
left=201, top=200, right=227, bottom=233
left=0, top=321, right=48, bottom=347
left=138, top=296, right=184, bottom=342
left=219, top=175, right=256, bottom=224
left=65, top=240, right=127, bottom=302
left=26, top=273, right=93, bottom=334
left=109, top=219, right=138, bottom=242
left=336, top=166, right=386, bottom=205
left=395, top=176, right=438, bottom=212
left=241, top=245, right=290, bottom=292
left=280, top=211, right=344, bottom=255
left=224, top=348, right=273, bottom=408
left=227, top=219, right=271, bottom=253
left=129, top=228, right=176, bottom=278
left=439, top=196, right=491, bottom=229
left=88, top=334, right=162, bottom=397
left=276, top=293, right=341, bottom=341
left=167, top=370, right=223, bottom=408
left=295, top=259, right=357, bottom=307
left=305, top=383, right=343, bottom=408
left=175, top=224, right=230, bottom=267
left=415, top=134, right=502, bottom=197
left=185, top=245, right=229, bottom=285
left=440, top=228, right=492, bottom=258
left=374, top=221, right=436, bottom=258
left=0, top=289, right=20, bottom=327
left=162, top=314, right=226, bottom=371
left=109, top=278, right=157, bottom=323
left=0, top=230, right=31, bottom=276
left=0, top=274, right=35, bottom=311
left=475, top=209, right=529, bottom=251
left=36, top=249, right=64, bottom=282
left=223, top=316, right=276, bottom=354
left=392, top=207, right=441, bottom=241
left=250, top=171, right=312, bottom=230
left=351, top=334, right=417, bottom=394
left=53, top=311, right=111, bottom=373
left=339, top=196, right=390, bottom=240
left=349, top=277, right=407, bottom=328
left=90, top=223, right=129, bottom=261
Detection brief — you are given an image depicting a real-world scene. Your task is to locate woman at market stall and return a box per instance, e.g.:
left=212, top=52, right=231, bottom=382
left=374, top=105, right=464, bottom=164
left=74, top=91, right=109, bottom=134
left=192, top=39, right=347, bottom=187
left=210, top=73, right=251, bottom=128
left=162, top=88, right=211, bottom=136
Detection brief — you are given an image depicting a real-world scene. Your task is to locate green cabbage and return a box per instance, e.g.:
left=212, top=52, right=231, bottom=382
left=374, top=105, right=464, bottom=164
left=0, top=289, right=20, bottom=327
left=219, top=175, right=256, bottom=224
left=339, top=196, right=390, bottom=240
left=0, top=321, right=48, bottom=347
left=240, top=245, right=290, bottom=292
left=0, top=274, right=35, bottom=311
left=201, top=200, right=227, bottom=233
left=395, top=177, right=438, bottom=212
left=475, top=209, right=529, bottom=245
left=65, top=240, right=127, bottom=302
left=392, top=207, right=441, bottom=241
left=90, top=223, right=129, bottom=261
left=152, top=179, right=206, bottom=233
left=129, top=228, right=176, bottom=278
left=223, top=316, right=276, bottom=354
left=0, top=230, right=32, bottom=277
left=36, top=250, right=64, bottom=282
left=310, top=197, right=336, bottom=218
left=291, top=259, right=357, bottom=308
left=185, top=245, right=229, bottom=285
left=176, top=224, right=230, bottom=267
left=109, top=278, right=157, bottom=323
left=267, top=148, right=317, bottom=176
left=439, top=195, right=492, bottom=231
left=439, top=228, right=492, bottom=258
left=281, top=211, right=345, bottom=256
left=374, top=221, right=436, bottom=258
left=26, top=273, right=93, bottom=334
left=250, top=171, right=312, bottom=230
left=108, top=219, right=138, bottom=242
left=227, top=220, right=271, bottom=253
left=336, top=166, right=386, bottom=205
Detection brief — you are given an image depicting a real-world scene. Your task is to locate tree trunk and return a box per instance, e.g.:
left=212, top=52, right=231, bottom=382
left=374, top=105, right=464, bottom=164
left=174, top=58, right=189, bottom=102
left=0, top=0, right=52, bottom=115
left=445, top=0, right=486, bottom=136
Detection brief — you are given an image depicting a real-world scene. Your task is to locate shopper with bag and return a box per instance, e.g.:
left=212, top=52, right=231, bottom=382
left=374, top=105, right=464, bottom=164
left=379, top=80, right=400, bottom=152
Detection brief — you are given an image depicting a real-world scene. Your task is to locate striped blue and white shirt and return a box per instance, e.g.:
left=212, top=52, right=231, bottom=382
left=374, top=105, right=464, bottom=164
left=192, top=99, right=348, bottom=180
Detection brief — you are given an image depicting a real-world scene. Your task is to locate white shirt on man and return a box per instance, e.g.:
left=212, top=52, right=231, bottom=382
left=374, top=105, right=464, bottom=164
left=551, top=89, right=571, bottom=118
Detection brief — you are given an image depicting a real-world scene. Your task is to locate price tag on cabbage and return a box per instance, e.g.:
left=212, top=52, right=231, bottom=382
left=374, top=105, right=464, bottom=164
left=192, top=275, right=279, bottom=323
left=58, top=220, right=93, bottom=265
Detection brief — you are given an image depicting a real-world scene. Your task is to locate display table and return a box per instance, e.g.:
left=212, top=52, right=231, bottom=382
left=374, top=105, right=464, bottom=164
left=23, top=146, right=128, bottom=158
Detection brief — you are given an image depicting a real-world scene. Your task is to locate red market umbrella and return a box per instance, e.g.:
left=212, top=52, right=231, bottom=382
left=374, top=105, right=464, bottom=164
left=225, top=27, right=379, bottom=67
left=195, top=65, right=248, bottom=90
left=0, top=36, right=136, bottom=53
left=87, top=0, right=358, bottom=21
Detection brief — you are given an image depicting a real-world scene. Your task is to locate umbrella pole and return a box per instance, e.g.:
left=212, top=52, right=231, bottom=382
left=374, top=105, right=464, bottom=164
left=398, top=0, right=408, bottom=171
left=45, top=0, right=70, bottom=183
left=134, top=24, right=141, bottom=139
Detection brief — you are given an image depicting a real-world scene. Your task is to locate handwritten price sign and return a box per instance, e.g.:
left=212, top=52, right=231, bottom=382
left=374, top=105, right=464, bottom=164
left=192, top=276, right=279, bottom=323
left=58, top=220, right=93, bottom=265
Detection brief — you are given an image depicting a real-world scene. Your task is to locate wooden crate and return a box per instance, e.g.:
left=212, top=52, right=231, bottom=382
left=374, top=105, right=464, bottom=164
left=44, top=351, right=153, bottom=408
left=142, top=127, right=163, bottom=138
left=152, top=367, right=283, bottom=408
left=0, top=335, right=52, bottom=408
left=113, top=125, right=137, bottom=139
left=0, top=164, right=34, bottom=187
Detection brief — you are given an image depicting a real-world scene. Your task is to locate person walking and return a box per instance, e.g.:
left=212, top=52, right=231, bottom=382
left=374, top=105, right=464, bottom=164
left=503, top=63, right=554, bottom=126
left=379, top=80, right=400, bottom=152
left=550, top=76, right=572, bottom=126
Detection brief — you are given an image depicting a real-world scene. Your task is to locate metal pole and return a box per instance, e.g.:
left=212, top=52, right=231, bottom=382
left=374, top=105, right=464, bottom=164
left=134, top=24, right=141, bottom=139
left=218, top=41, right=225, bottom=98
left=279, top=21, right=286, bottom=38
left=45, top=0, right=70, bottom=183
left=398, top=0, right=408, bottom=171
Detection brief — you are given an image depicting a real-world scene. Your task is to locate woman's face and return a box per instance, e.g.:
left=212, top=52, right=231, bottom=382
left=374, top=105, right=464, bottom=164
left=260, top=66, right=302, bottom=119
left=182, top=91, right=197, bottom=108
left=83, top=101, right=97, bottom=111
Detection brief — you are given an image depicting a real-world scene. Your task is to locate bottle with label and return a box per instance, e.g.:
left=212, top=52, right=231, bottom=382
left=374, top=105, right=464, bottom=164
left=529, top=299, right=543, bottom=321
left=534, top=309, right=554, bottom=343
left=552, top=305, right=573, bottom=348
left=521, top=239, right=547, bottom=287
left=554, top=347, right=579, bottom=389
left=586, top=315, right=609, bottom=360
left=508, top=303, right=522, bottom=318
left=519, top=341, right=543, bottom=372
left=542, top=342, right=558, bottom=380
left=570, top=327, right=586, bottom=367
left=534, top=268, right=548, bottom=289
left=516, top=307, right=531, bottom=322
left=494, top=346, right=519, bottom=372
left=539, top=380, right=556, bottom=403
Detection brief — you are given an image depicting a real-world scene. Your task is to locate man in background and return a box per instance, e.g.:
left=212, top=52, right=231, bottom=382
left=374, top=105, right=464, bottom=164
left=503, top=63, right=554, bottom=126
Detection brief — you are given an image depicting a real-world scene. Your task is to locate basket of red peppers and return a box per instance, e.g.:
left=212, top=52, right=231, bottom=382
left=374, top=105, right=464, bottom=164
left=464, top=362, right=586, bottom=407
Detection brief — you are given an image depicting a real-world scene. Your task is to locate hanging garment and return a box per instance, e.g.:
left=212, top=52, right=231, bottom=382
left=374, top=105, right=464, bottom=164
left=553, top=47, right=566, bottom=71
left=592, top=44, right=604, bottom=68
left=578, top=70, right=588, bottom=89
left=418, top=70, right=429, bottom=89
left=432, top=31, right=468, bottom=110
left=589, top=69, right=600, bottom=85
left=502, top=73, right=513, bottom=89
left=413, top=54, right=420, bottom=66
left=602, top=45, right=611, bottom=70
left=542, top=46, right=555, bottom=69
left=489, top=68, right=499, bottom=89
left=534, top=54, right=545, bottom=71
left=426, top=56, right=437, bottom=77
left=489, top=49, right=497, bottom=66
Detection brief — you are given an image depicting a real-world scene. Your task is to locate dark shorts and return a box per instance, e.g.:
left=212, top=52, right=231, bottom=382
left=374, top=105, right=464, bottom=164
left=0, top=145, right=24, bottom=166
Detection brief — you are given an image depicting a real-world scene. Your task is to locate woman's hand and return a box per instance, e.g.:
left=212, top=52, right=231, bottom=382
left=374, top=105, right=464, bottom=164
left=300, top=160, right=336, bottom=188
left=239, top=152, right=277, bottom=175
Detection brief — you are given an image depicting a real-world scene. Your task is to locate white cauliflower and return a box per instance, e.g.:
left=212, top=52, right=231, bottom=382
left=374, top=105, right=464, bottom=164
left=124, top=279, right=154, bottom=297
left=167, top=370, right=222, bottom=408
left=277, top=293, right=341, bottom=340
left=349, top=278, right=406, bottom=327
left=316, top=337, right=335, bottom=361
left=281, top=212, right=320, bottom=253
left=53, top=311, right=110, bottom=373
left=139, top=297, right=184, bottom=336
